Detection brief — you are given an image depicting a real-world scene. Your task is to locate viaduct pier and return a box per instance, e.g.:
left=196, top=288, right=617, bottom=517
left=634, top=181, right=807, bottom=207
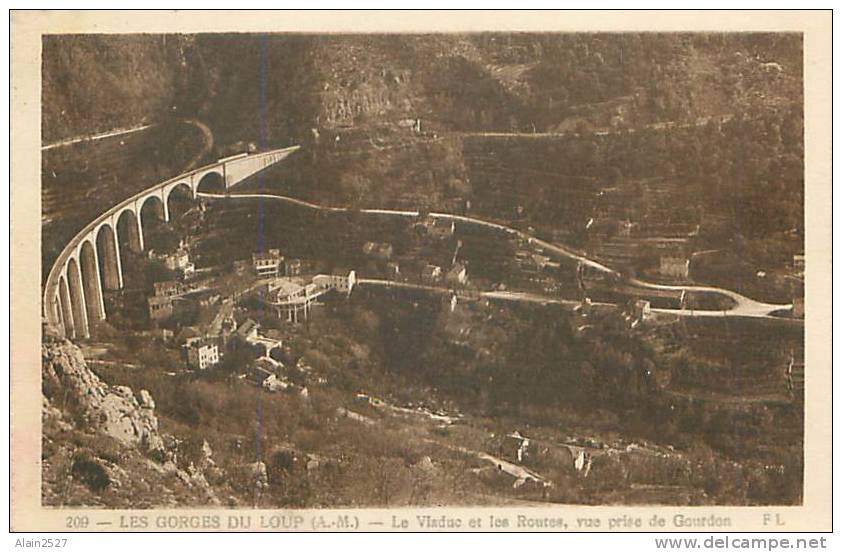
left=43, top=146, right=300, bottom=339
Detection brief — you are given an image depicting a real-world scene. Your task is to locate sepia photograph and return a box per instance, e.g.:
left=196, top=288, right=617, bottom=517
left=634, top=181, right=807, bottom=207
left=10, top=10, right=833, bottom=534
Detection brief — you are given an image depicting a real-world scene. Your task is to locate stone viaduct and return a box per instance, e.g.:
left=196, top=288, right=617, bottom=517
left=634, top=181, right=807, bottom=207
left=43, top=146, right=300, bottom=339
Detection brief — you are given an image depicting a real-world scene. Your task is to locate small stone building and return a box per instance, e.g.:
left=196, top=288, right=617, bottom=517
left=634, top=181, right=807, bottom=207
left=446, top=262, right=468, bottom=286
left=362, top=241, right=393, bottom=260
left=793, top=254, right=805, bottom=275
left=184, top=337, right=220, bottom=370
left=634, top=299, right=651, bottom=321
left=253, top=249, right=284, bottom=278
left=147, top=295, right=173, bottom=321
left=154, top=280, right=182, bottom=298
left=284, top=258, right=302, bottom=276
left=157, top=248, right=195, bottom=276
left=421, top=264, right=442, bottom=284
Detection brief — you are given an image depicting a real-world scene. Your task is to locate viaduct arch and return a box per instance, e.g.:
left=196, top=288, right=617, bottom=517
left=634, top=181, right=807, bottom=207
left=44, top=146, right=300, bottom=339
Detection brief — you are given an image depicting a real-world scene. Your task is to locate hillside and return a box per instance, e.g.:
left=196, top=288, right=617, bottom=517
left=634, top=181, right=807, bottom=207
left=43, top=33, right=802, bottom=148
left=40, top=33, right=805, bottom=509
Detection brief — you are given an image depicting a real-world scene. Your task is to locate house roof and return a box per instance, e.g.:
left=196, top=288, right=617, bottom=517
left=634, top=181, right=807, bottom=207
left=147, top=295, right=172, bottom=306
left=363, top=242, right=392, bottom=255
left=236, top=318, right=259, bottom=337
left=448, top=262, right=466, bottom=275
left=185, top=336, right=217, bottom=349
left=268, top=278, right=305, bottom=299
left=174, top=326, right=202, bottom=344
left=422, top=264, right=441, bottom=277
left=249, top=357, right=280, bottom=378
left=253, top=249, right=282, bottom=262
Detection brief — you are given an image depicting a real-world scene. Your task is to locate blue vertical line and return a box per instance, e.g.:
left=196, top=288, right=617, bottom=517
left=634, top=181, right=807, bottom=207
left=257, top=34, right=269, bottom=254
left=253, top=390, right=264, bottom=506
left=253, top=34, right=269, bottom=495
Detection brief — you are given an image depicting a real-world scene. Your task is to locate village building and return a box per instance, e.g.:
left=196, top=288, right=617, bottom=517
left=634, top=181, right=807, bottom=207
left=312, top=271, right=356, bottom=295
left=229, top=317, right=282, bottom=361
left=246, top=360, right=276, bottom=386
left=232, top=318, right=284, bottom=360
left=154, top=248, right=195, bottom=276
left=386, top=261, right=400, bottom=280
left=133, top=328, right=174, bottom=342
left=659, top=255, right=690, bottom=279
left=183, top=337, right=220, bottom=370
left=398, top=117, right=423, bottom=134
left=529, top=253, right=561, bottom=272
left=174, top=325, right=202, bottom=346
left=154, top=280, right=183, bottom=298
left=147, top=295, right=173, bottom=321
left=421, top=264, right=443, bottom=284
left=261, top=372, right=292, bottom=392
left=235, top=318, right=260, bottom=342
left=243, top=357, right=292, bottom=390
left=446, top=262, right=468, bottom=286
left=259, top=279, right=314, bottom=323
left=362, top=241, right=393, bottom=260
left=574, top=296, right=593, bottom=316
left=284, top=258, right=302, bottom=276
left=634, top=299, right=651, bottom=321
left=502, top=431, right=532, bottom=464
left=793, top=254, right=805, bottom=275
left=416, top=217, right=455, bottom=239
left=252, top=249, right=284, bottom=277
left=256, top=272, right=356, bottom=323
left=199, top=293, right=221, bottom=308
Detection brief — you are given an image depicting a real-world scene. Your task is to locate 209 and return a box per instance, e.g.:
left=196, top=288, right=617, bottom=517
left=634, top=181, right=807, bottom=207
left=65, top=515, right=89, bottom=529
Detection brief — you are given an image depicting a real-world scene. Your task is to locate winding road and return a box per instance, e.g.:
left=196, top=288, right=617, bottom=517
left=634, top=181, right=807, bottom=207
left=41, top=123, right=155, bottom=151
left=197, top=191, right=795, bottom=321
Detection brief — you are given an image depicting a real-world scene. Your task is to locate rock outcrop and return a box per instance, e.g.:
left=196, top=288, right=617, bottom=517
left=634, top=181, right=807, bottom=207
left=41, top=336, right=231, bottom=506
left=41, top=336, right=163, bottom=454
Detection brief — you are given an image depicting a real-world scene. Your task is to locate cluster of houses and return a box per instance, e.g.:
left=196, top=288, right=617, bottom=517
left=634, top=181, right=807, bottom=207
left=247, top=248, right=303, bottom=278
left=148, top=246, right=311, bottom=325
left=361, top=239, right=469, bottom=288
left=361, top=214, right=470, bottom=288
left=420, top=262, right=468, bottom=287
left=149, top=244, right=195, bottom=277
left=255, top=272, right=355, bottom=323
left=498, top=429, right=685, bottom=484
left=179, top=312, right=321, bottom=397
left=147, top=277, right=220, bottom=321
left=413, top=216, right=456, bottom=240
left=143, top=245, right=330, bottom=380
left=178, top=315, right=285, bottom=382
left=146, top=247, right=220, bottom=322
left=514, top=240, right=562, bottom=274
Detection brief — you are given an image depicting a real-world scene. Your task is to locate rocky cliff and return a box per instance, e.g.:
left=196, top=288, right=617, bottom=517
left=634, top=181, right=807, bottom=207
left=42, top=336, right=163, bottom=453
left=41, top=335, right=230, bottom=507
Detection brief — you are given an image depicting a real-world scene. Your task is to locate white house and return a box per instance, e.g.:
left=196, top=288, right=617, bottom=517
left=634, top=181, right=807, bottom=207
left=184, top=337, right=220, bottom=370
left=253, top=249, right=284, bottom=277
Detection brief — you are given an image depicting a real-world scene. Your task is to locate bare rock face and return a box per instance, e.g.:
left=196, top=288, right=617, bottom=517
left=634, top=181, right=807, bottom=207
left=41, top=337, right=163, bottom=454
